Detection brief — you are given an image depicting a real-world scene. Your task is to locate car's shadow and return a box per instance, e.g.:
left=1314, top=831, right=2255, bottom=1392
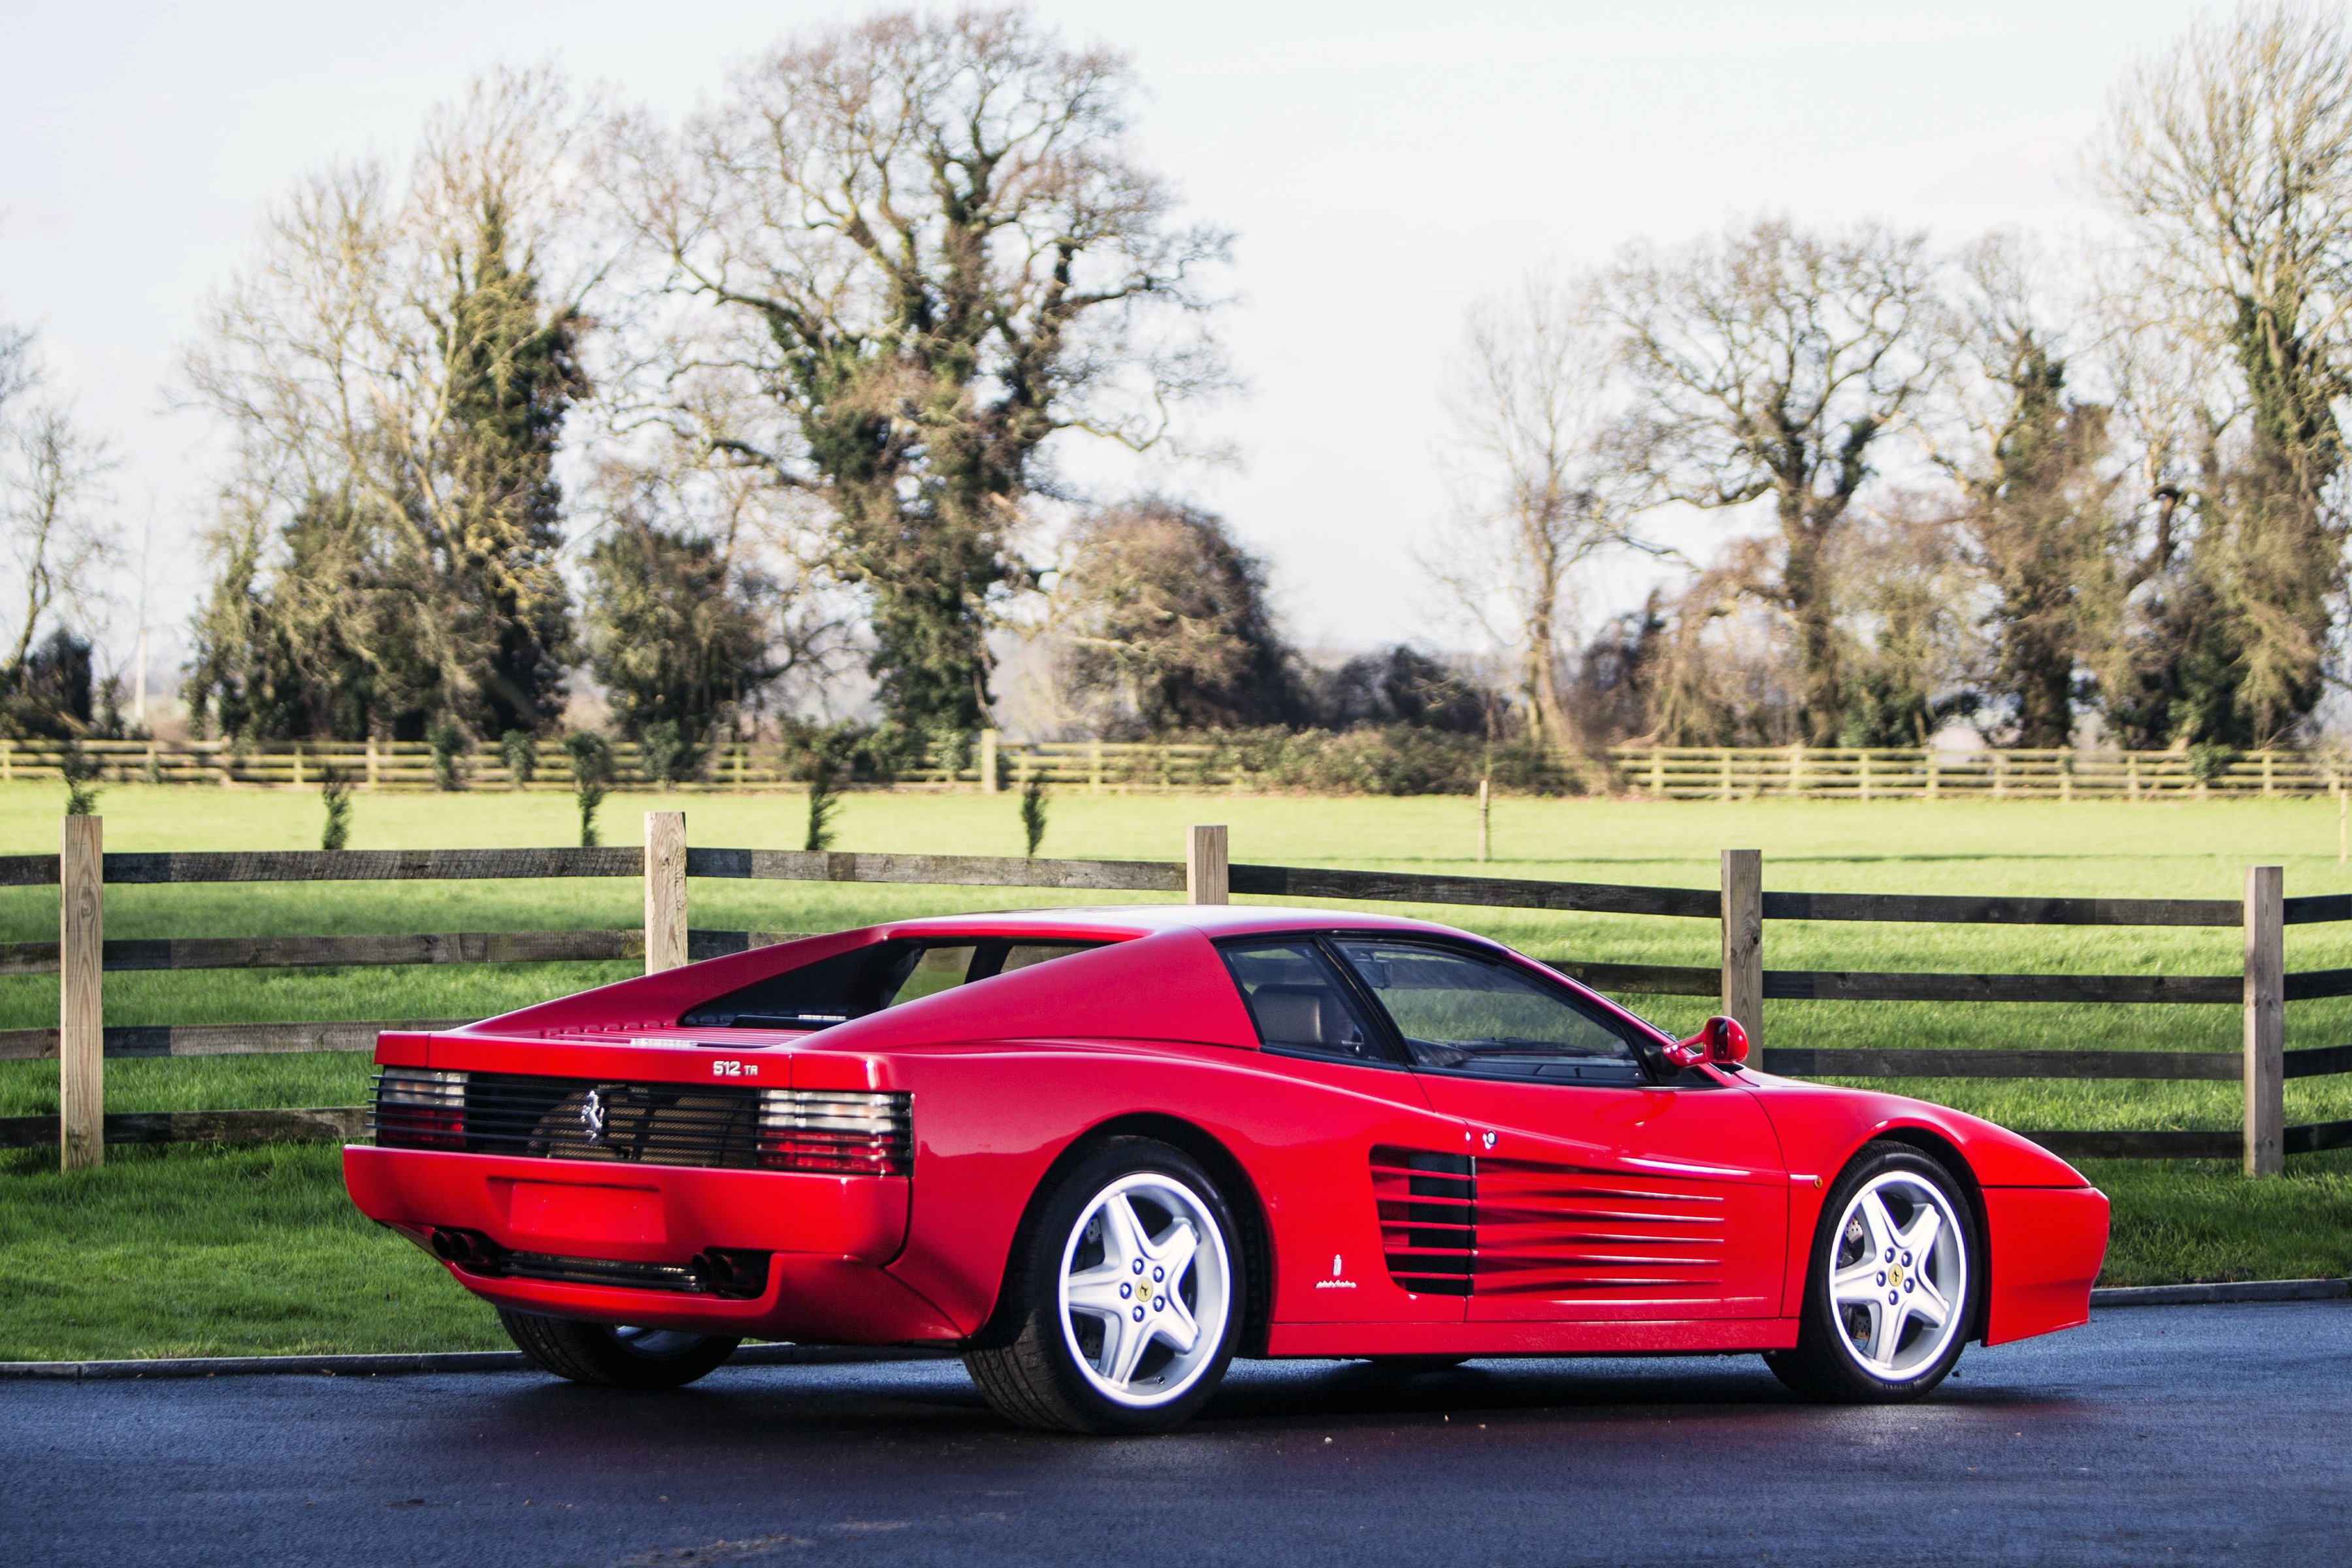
left=456, top=1352, right=2091, bottom=1455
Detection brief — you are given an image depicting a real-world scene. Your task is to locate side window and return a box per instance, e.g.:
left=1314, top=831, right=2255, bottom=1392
left=1218, top=941, right=1390, bottom=1064
left=1330, top=939, right=1644, bottom=1083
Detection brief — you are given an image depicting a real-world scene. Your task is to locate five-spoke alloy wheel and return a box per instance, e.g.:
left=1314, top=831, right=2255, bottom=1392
left=1767, top=1142, right=1979, bottom=1403
left=965, top=1138, right=1245, bottom=1433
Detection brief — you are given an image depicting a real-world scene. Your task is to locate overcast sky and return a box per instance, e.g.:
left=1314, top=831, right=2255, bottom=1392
left=0, top=0, right=2251, bottom=677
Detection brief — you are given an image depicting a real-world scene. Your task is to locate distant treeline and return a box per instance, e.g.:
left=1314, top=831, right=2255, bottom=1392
left=8, top=5, right=2351, bottom=775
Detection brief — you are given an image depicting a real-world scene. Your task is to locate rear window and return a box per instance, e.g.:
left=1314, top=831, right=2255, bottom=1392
left=681, top=939, right=1103, bottom=1029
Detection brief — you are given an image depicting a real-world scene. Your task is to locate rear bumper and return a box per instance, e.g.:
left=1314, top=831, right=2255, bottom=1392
left=343, top=1145, right=958, bottom=1344
left=1983, top=1184, right=2110, bottom=1345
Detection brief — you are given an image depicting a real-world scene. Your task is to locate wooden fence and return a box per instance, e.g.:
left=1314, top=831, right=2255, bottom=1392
left=5, top=735, right=2349, bottom=798
left=1613, top=745, right=2350, bottom=801
left=3, top=817, right=2347, bottom=1173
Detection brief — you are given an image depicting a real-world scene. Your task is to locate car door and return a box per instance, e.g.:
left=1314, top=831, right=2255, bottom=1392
left=1326, top=937, right=1788, bottom=1324
left=1216, top=938, right=1469, bottom=1326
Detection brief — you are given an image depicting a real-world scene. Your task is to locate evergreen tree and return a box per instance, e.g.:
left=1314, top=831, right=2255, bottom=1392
left=583, top=517, right=777, bottom=759
left=436, top=201, right=583, bottom=736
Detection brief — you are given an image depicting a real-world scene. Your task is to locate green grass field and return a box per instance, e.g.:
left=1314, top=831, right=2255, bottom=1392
left=1, top=780, right=2349, bottom=1360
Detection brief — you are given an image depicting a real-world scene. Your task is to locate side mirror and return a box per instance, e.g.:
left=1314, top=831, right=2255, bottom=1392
left=1663, top=1015, right=1750, bottom=1071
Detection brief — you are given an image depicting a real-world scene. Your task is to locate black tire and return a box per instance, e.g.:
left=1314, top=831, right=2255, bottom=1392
left=963, top=1137, right=1245, bottom=1434
left=497, top=1309, right=740, bottom=1390
left=1766, top=1142, right=1982, bottom=1404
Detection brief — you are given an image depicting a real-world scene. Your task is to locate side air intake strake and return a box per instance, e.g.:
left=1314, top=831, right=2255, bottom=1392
left=1367, top=1147, right=1733, bottom=1299
left=371, top=1071, right=910, bottom=1176
left=1370, top=1146, right=1477, bottom=1296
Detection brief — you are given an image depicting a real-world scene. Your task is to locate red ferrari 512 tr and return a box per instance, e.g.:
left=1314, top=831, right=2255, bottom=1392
left=345, top=906, right=2109, bottom=1433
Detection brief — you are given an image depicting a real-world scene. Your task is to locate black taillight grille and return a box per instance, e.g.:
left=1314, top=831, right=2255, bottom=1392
left=371, top=1070, right=910, bottom=1175
left=465, top=1074, right=763, bottom=1167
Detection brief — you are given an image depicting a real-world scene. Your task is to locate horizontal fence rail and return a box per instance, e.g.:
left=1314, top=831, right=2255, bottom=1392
left=5, top=735, right=2349, bottom=798
left=0, top=928, right=808, bottom=979
left=10, top=818, right=2350, bottom=1172
left=0, top=1107, right=366, bottom=1151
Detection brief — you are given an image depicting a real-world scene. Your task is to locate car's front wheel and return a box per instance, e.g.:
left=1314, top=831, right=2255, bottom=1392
left=1766, top=1142, right=1980, bottom=1403
left=497, top=1309, right=740, bottom=1390
left=964, top=1137, right=1243, bottom=1433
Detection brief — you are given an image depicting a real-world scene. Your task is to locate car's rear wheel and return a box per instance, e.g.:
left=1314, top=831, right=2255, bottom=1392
left=497, top=1309, right=740, bottom=1390
left=1766, top=1142, right=1978, bottom=1403
left=964, top=1137, right=1243, bottom=1433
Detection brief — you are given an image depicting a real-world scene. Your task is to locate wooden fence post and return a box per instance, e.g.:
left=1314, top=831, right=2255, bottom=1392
left=1186, top=824, right=1229, bottom=905
left=365, top=736, right=379, bottom=791
left=2243, top=864, right=2285, bottom=1177
left=979, top=728, right=999, bottom=794
left=1477, top=779, right=1490, bottom=864
left=59, top=815, right=103, bottom=1171
left=644, top=811, right=688, bottom=974
left=1720, top=849, right=1763, bottom=1045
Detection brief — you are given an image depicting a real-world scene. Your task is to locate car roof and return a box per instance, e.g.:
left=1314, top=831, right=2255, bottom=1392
left=865, top=904, right=1486, bottom=943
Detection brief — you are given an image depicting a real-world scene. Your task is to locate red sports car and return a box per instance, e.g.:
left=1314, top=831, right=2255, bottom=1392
left=345, top=905, right=2109, bottom=1433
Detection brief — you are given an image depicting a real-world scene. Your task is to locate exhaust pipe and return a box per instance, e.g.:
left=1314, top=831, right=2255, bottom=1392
left=429, top=1227, right=499, bottom=1268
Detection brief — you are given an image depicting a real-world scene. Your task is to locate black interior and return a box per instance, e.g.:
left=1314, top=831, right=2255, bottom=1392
left=679, top=938, right=1103, bottom=1031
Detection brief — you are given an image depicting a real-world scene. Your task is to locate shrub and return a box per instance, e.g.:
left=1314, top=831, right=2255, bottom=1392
left=640, top=720, right=689, bottom=790
left=1020, top=774, right=1049, bottom=858
left=1159, top=727, right=1588, bottom=797
left=562, top=732, right=613, bottom=848
left=319, top=766, right=353, bottom=851
left=59, top=738, right=102, bottom=816
left=426, top=725, right=466, bottom=791
left=499, top=730, right=536, bottom=789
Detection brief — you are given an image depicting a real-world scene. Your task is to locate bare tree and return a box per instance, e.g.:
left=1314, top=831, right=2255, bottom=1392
left=0, top=319, right=117, bottom=720
left=180, top=68, right=603, bottom=740
left=1429, top=268, right=1638, bottom=750
left=3, top=403, right=116, bottom=675
left=2095, top=0, right=2352, bottom=739
left=608, top=7, right=1230, bottom=743
left=1613, top=217, right=1939, bottom=745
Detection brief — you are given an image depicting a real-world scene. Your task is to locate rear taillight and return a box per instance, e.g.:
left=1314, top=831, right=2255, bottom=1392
left=757, top=1089, right=911, bottom=1175
left=374, top=1068, right=468, bottom=1150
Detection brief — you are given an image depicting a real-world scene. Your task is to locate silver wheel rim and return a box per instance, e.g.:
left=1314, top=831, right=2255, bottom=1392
left=1057, top=1171, right=1232, bottom=1409
left=1827, top=1171, right=1968, bottom=1380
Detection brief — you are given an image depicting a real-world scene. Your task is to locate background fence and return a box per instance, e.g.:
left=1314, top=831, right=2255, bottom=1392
left=3, top=736, right=2348, bottom=798
left=3, top=817, right=2347, bottom=1175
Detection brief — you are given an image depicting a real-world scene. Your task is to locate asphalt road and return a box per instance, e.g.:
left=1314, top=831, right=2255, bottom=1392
left=8, top=1302, right=2347, bottom=1568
